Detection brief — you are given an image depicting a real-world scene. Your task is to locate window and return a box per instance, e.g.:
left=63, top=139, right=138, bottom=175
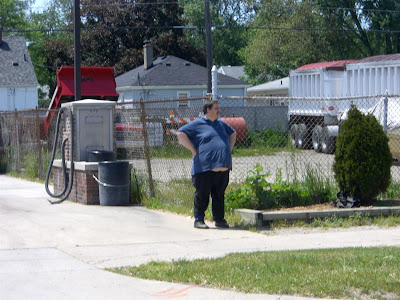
left=119, top=92, right=125, bottom=103
left=177, top=91, right=189, bottom=107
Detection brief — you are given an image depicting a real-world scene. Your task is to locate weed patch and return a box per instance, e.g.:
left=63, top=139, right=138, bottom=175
left=226, top=163, right=336, bottom=211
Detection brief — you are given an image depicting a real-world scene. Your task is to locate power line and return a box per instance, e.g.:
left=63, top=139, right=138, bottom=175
left=0, top=1, right=179, bottom=11
left=318, top=5, right=400, bottom=14
left=81, top=1, right=179, bottom=8
left=260, top=3, right=400, bottom=15
left=5, top=24, right=400, bottom=34
left=1, top=2, right=400, bottom=14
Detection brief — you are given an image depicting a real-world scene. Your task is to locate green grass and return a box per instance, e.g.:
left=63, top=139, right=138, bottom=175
left=231, top=146, right=295, bottom=157
left=381, top=181, right=400, bottom=200
left=7, top=148, right=52, bottom=183
left=109, top=246, right=400, bottom=299
left=150, top=145, right=192, bottom=159
left=270, top=213, right=400, bottom=229
left=144, top=179, right=242, bottom=224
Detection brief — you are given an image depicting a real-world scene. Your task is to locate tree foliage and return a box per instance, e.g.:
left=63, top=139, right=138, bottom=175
left=181, top=0, right=253, bottom=66
left=333, top=106, right=392, bottom=203
left=242, top=0, right=400, bottom=84
left=0, top=0, right=30, bottom=31
left=30, top=0, right=206, bottom=94
left=25, top=0, right=73, bottom=95
left=362, top=0, right=400, bottom=54
left=16, top=0, right=400, bottom=93
left=241, top=0, right=336, bottom=84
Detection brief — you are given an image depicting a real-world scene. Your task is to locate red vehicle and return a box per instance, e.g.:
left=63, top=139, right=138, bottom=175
left=41, top=66, right=119, bottom=139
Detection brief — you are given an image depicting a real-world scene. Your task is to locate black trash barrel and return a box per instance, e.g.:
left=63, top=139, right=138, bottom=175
left=96, top=161, right=129, bottom=206
left=88, top=150, right=115, bottom=162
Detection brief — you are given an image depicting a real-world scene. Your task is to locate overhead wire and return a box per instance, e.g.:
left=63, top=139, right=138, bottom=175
left=2, top=2, right=399, bottom=34
left=5, top=24, right=400, bottom=34
left=1, top=1, right=400, bottom=14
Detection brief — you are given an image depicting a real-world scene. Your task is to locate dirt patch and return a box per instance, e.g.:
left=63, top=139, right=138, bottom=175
left=262, top=199, right=400, bottom=212
left=375, top=199, right=400, bottom=206
left=263, top=203, right=334, bottom=212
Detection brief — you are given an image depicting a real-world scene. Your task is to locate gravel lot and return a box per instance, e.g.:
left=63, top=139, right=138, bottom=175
left=131, top=150, right=400, bottom=183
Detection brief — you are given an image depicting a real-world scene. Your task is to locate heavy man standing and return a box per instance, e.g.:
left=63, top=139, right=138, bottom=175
left=177, top=101, right=236, bottom=229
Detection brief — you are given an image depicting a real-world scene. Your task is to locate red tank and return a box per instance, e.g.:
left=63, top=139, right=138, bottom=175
left=221, top=117, right=247, bottom=144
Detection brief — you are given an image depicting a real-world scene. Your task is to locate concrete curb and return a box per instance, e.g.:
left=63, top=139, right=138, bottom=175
left=235, top=206, right=400, bottom=226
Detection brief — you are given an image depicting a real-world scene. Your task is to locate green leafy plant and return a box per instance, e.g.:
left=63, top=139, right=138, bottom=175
left=226, top=163, right=275, bottom=210
left=333, top=106, right=392, bottom=203
left=226, top=163, right=336, bottom=211
left=238, top=129, right=288, bottom=149
left=130, top=168, right=147, bottom=205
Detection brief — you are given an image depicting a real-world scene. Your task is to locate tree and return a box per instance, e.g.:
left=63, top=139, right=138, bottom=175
left=25, top=0, right=74, bottom=96
left=79, top=0, right=206, bottom=76
left=41, top=0, right=205, bottom=82
left=242, top=0, right=400, bottom=84
left=181, top=0, right=253, bottom=66
left=241, top=0, right=336, bottom=84
left=362, top=0, right=400, bottom=54
left=25, top=0, right=206, bottom=94
left=0, top=0, right=30, bottom=32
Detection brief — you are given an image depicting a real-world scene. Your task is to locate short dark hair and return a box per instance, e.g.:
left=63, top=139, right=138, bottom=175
left=203, top=100, right=219, bottom=115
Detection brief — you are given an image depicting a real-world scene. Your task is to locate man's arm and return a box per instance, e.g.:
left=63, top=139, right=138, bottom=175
left=177, top=132, right=197, bottom=156
left=229, top=131, right=237, bottom=151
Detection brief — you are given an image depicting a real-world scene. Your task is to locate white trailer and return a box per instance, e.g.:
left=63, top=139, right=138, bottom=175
left=288, top=54, right=400, bottom=154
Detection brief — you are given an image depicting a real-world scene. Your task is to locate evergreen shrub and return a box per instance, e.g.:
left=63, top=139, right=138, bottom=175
left=333, top=106, right=392, bottom=203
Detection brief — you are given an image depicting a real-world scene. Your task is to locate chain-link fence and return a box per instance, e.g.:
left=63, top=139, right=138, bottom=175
left=1, top=95, right=400, bottom=205
left=0, top=108, right=57, bottom=178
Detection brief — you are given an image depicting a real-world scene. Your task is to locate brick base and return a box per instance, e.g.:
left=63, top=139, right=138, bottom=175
left=52, top=162, right=132, bottom=205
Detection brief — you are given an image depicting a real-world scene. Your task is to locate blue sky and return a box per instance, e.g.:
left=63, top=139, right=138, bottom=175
left=31, top=0, right=48, bottom=12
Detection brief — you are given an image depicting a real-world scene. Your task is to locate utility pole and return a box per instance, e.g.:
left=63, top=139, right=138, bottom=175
left=74, top=0, right=81, bottom=101
left=204, top=0, right=213, bottom=94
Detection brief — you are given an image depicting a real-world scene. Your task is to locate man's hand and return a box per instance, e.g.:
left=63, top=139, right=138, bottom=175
left=177, top=132, right=197, bottom=156
left=229, top=131, right=237, bottom=151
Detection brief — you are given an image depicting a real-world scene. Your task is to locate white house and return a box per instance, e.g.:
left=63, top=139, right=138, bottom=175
left=0, top=35, right=38, bottom=111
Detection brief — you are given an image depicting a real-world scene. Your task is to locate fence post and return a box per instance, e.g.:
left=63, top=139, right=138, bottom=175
left=140, top=100, right=155, bottom=198
left=35, top=107, right=43, bottom=178
left=14, top=109, right=20, bottom=173
left=383, top=91, right=388, bottom=133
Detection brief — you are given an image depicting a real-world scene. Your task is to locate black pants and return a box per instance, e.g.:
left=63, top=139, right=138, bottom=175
left=192, top=170, right=229, bottom=221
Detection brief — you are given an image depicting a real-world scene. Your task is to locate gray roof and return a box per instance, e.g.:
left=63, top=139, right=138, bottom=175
left=0, top=36, right=38, bottom=86
left=247, top=77, right=289, bottom=94
left=116, top=56, right=248, bottom=87
left=217, top=66, right=247, bottom=81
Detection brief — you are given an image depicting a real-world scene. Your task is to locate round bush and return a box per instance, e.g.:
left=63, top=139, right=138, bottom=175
left=333, top=106, right=392, bottom=203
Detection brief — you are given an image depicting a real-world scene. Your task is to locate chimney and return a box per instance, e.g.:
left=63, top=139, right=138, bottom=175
left=143, top=41, right=153, bottom=70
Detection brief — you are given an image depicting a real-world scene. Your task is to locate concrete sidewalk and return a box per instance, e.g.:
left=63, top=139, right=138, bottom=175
left=1, top=175, right=399, bottom=299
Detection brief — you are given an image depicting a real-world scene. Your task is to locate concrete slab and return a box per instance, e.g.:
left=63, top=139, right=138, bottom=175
left=0, top=248, right=325, bottom=300
left=236, top=206, right=400, bottom=224
left=1, top=175, right=399, bottom=299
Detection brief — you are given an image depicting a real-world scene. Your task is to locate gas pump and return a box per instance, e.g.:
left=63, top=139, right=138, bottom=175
left=45, top=99, right=116, bottom=204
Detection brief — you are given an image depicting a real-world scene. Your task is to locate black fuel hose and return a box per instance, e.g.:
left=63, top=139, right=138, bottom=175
left=45, top=106, right=74, bottom=204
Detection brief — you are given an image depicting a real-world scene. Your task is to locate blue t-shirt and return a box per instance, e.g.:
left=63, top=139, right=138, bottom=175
left=178, top=117, right=235, bottom=175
